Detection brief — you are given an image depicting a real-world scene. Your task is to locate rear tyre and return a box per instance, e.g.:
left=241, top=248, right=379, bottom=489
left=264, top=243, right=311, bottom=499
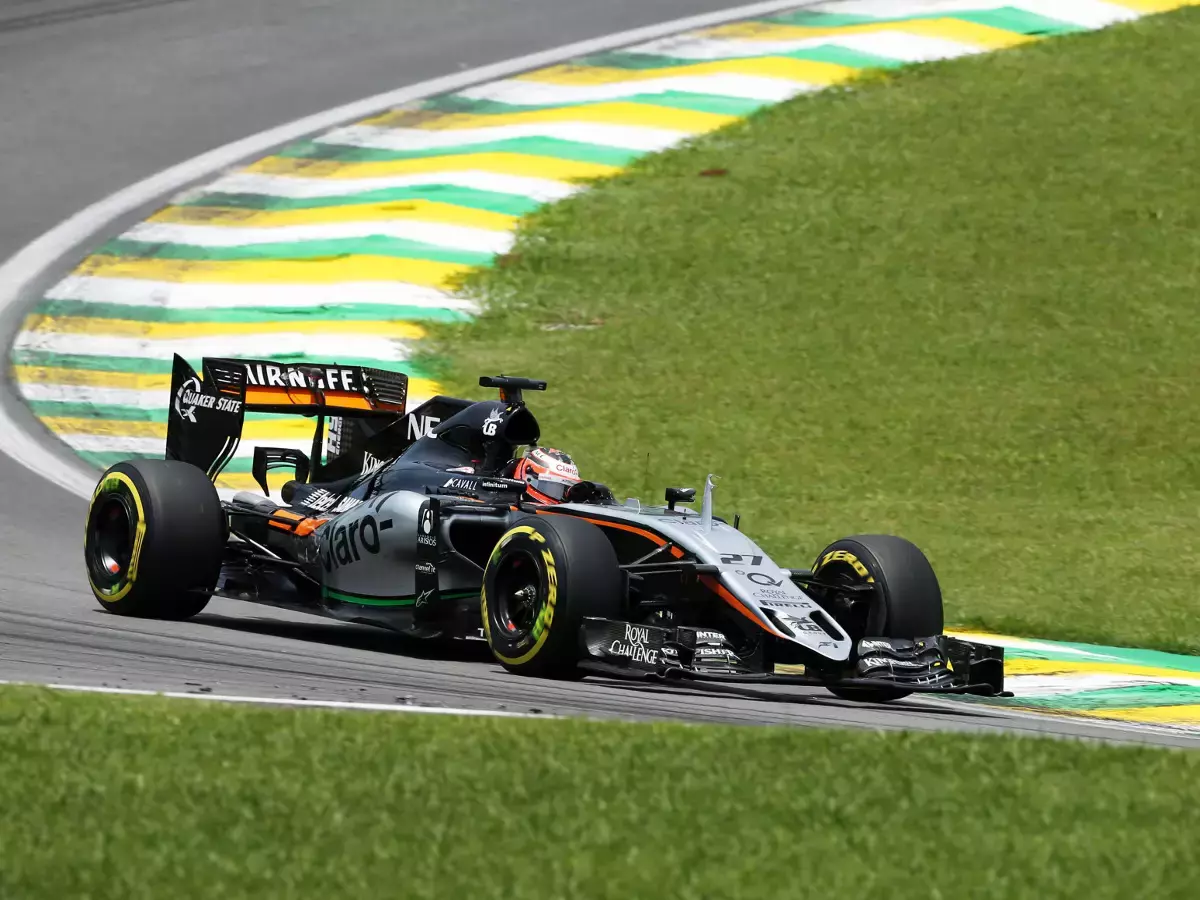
left=811, top=534, right=943, bottom=703
left=84, top=459, right=225, bottom=619
left=482, top=514, right=621, bottom=678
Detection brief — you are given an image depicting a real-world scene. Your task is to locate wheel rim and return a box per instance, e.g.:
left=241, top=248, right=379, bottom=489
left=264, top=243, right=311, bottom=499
left=492, top=550, right=543, bottom=638
left=87, top=495, right=134, bottom=588
left=816, top=561, right=883, bottom=641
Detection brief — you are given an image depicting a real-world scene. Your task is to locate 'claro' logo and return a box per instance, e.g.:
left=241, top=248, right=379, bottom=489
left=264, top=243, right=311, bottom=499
left=321, top=513, right=390, bottom=571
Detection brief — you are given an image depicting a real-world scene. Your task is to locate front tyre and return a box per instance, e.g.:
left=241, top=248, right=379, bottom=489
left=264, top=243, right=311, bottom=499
left=811, top=534, right=943, bottom=704
left=84, top=459, right=225, bottom=619
left=482, top=514, right=621, bottom=678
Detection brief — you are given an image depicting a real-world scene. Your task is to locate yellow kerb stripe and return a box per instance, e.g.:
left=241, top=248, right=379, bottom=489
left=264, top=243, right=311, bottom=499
left=217, top=472, right=296, bottom=493
left=1111, top=0, right=1200, bottom=12
left=43, top=417, right=319, bottom=439
left=704, top=18, right=1036, bottom=51
left=521, top=57, right=857, bottom=87
left=73, top=255, right=469, bottom=288
left=1077, top=705, right=1200, bottom=725
left=362, top=102, right=733, bottom=134
left=1005, top=658, right=1200, bottom=681
left=246, top=153, right=615, bottom=182
left=149, top=201, right=518, bottom=232
left=21, top=316, right=427, bottom=341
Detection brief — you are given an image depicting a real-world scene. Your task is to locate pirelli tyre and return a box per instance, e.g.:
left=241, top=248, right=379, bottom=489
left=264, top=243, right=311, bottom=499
left=84, top=459, right=225, bottom=619
left=811, top=534, right=944, bottom=703
left=482, top=513, right=621, bottom=678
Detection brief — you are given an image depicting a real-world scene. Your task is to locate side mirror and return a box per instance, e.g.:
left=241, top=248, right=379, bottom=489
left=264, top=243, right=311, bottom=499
left=665, top=487, right=696, bottom=511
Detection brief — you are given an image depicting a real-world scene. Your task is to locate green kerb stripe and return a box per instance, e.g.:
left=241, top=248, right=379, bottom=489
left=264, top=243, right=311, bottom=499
left=99, top=238, right=495, bottom=268
left=576, top=45, right=904, bottom=71
left=181, top=187, right=543, bottom=217
left=998, top=684, right=1200, bottom=712
left=765, top=8, right=1084, bottom=36
left=31, top=300, right=471, bottom=325
left=279, top=137, right=640, bottom=168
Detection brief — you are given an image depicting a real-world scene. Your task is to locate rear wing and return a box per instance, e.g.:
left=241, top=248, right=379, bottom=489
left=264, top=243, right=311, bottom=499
left=165, top=354, right=408, bottom=482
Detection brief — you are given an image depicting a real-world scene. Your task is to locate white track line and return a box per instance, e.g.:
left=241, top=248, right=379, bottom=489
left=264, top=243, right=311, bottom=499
left=0, top=0, right=826, bottom=501
left=0, top=680, right=555, bottom=717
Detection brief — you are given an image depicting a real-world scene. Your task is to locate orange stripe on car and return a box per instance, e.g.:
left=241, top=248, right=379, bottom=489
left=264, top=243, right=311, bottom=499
left=699, top=574, right=787, bottom=637
left=537, top=511, right=683, bottom=556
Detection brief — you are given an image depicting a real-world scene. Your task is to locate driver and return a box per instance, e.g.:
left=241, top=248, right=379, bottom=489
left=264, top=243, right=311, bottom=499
left=512, top=447, right=582, bottom=503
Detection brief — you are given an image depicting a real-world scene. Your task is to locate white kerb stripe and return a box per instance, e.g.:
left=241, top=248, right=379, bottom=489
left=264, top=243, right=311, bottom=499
left=199, top=171, right=580, bottom=202
left=44, top=276, right=477, bottom=312
left=625, top=31, right=986, bottom=62
left=121, top=221, right=514, bottom=256
left=458, top=73, right=815, bottom=106
left=14, top=331, right=413, bottom=362
left=805, top=0, right=1139, bottom=29
left=317, top=122, right=693, bottom=154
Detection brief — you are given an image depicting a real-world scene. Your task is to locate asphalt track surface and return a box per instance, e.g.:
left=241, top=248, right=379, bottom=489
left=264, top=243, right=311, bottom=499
left=2, top=0, right=1196, bottom=748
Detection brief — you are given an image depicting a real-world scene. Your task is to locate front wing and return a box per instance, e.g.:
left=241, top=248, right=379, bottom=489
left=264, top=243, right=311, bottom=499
left=579, top=618, right=1007, bottom=696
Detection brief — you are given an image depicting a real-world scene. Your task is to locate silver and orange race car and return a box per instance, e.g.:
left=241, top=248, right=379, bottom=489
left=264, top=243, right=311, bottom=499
left=83, top=356, right=1005, bottom=702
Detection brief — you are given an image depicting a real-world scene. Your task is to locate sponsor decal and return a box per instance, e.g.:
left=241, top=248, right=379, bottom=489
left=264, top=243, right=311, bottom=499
left=478, top=479, right=520, bottom=492
left=407, top=413, right=441, bottom=441
left=482, top=408, right=503, bottom=437
left=694, top=646, right=736, bottom=660
left=173, top=376, right=242, bottom=423
left=745, top=572, right=783, bottom=587
left=759, top=598, right=813, bottom=609
left=415, top=589, right=434, bottom=608
left=321, top=513, right=389, bottom=571
left=443, top=476, right=477, bottom=493
left=784, top=617, right=824, bottom=634
left=751, top=588, right=799, bottom=601
left=243, top=362, right=361, bottom=392
left=417, top=506, right=437, bottom=547
left=302, top=489, right=363, bottom=514
left=858, top=640, right=894, bottom=653
left=694, top=630, right=726, bottom=643
left=607, top=623, right=659, bottom=665
left=414, top=561, right=436, bottom=576
left=362, top=451, right=386, bottom=475
left=860, top=656, right=926, bottom=670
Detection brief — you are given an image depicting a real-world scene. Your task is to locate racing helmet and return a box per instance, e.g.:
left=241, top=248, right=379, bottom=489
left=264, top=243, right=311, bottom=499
left=514, top=447, right=581, bottom=503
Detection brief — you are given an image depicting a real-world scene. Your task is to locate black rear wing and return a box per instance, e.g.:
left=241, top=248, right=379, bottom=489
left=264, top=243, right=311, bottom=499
left=165, top=355, right=408, bottom=482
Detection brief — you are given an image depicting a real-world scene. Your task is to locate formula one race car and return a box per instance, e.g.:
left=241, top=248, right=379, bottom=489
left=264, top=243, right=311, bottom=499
left=83, top=356, right=1005, bottom=701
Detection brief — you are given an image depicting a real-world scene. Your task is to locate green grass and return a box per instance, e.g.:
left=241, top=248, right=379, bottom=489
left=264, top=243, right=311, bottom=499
left=431, top=10, right=1200, bottom=654
left=3, top=685, right=1199, bottom=899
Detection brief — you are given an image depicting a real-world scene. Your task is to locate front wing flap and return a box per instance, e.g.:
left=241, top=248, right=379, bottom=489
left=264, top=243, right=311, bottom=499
left=579, top=618, right=1007, bottom=696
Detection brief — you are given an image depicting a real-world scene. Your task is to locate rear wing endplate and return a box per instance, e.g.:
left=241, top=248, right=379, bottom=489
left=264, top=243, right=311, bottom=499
left=165, top=355, right=408, bottom=482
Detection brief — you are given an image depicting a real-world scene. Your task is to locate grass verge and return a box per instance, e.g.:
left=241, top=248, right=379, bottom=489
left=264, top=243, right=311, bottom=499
left=3, top=685, right=1199, bottom=899
left=433, top=10, right=1200, bottom=653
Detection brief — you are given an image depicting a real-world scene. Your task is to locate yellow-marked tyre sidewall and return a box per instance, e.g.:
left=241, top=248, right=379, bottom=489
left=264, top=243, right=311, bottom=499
left=482, top=515, right=620, bottom=678
left=83, top=459, right=224, bottom=619
left=85, top=466, right=152, bottom=611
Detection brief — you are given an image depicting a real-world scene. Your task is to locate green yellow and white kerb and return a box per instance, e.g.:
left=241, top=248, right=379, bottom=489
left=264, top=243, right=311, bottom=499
left=10, top=0, right=1197, bottom=496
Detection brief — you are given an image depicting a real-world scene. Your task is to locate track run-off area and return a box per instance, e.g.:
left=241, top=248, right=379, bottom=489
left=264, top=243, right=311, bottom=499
left=2, top=0, right=1199, bottom=746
